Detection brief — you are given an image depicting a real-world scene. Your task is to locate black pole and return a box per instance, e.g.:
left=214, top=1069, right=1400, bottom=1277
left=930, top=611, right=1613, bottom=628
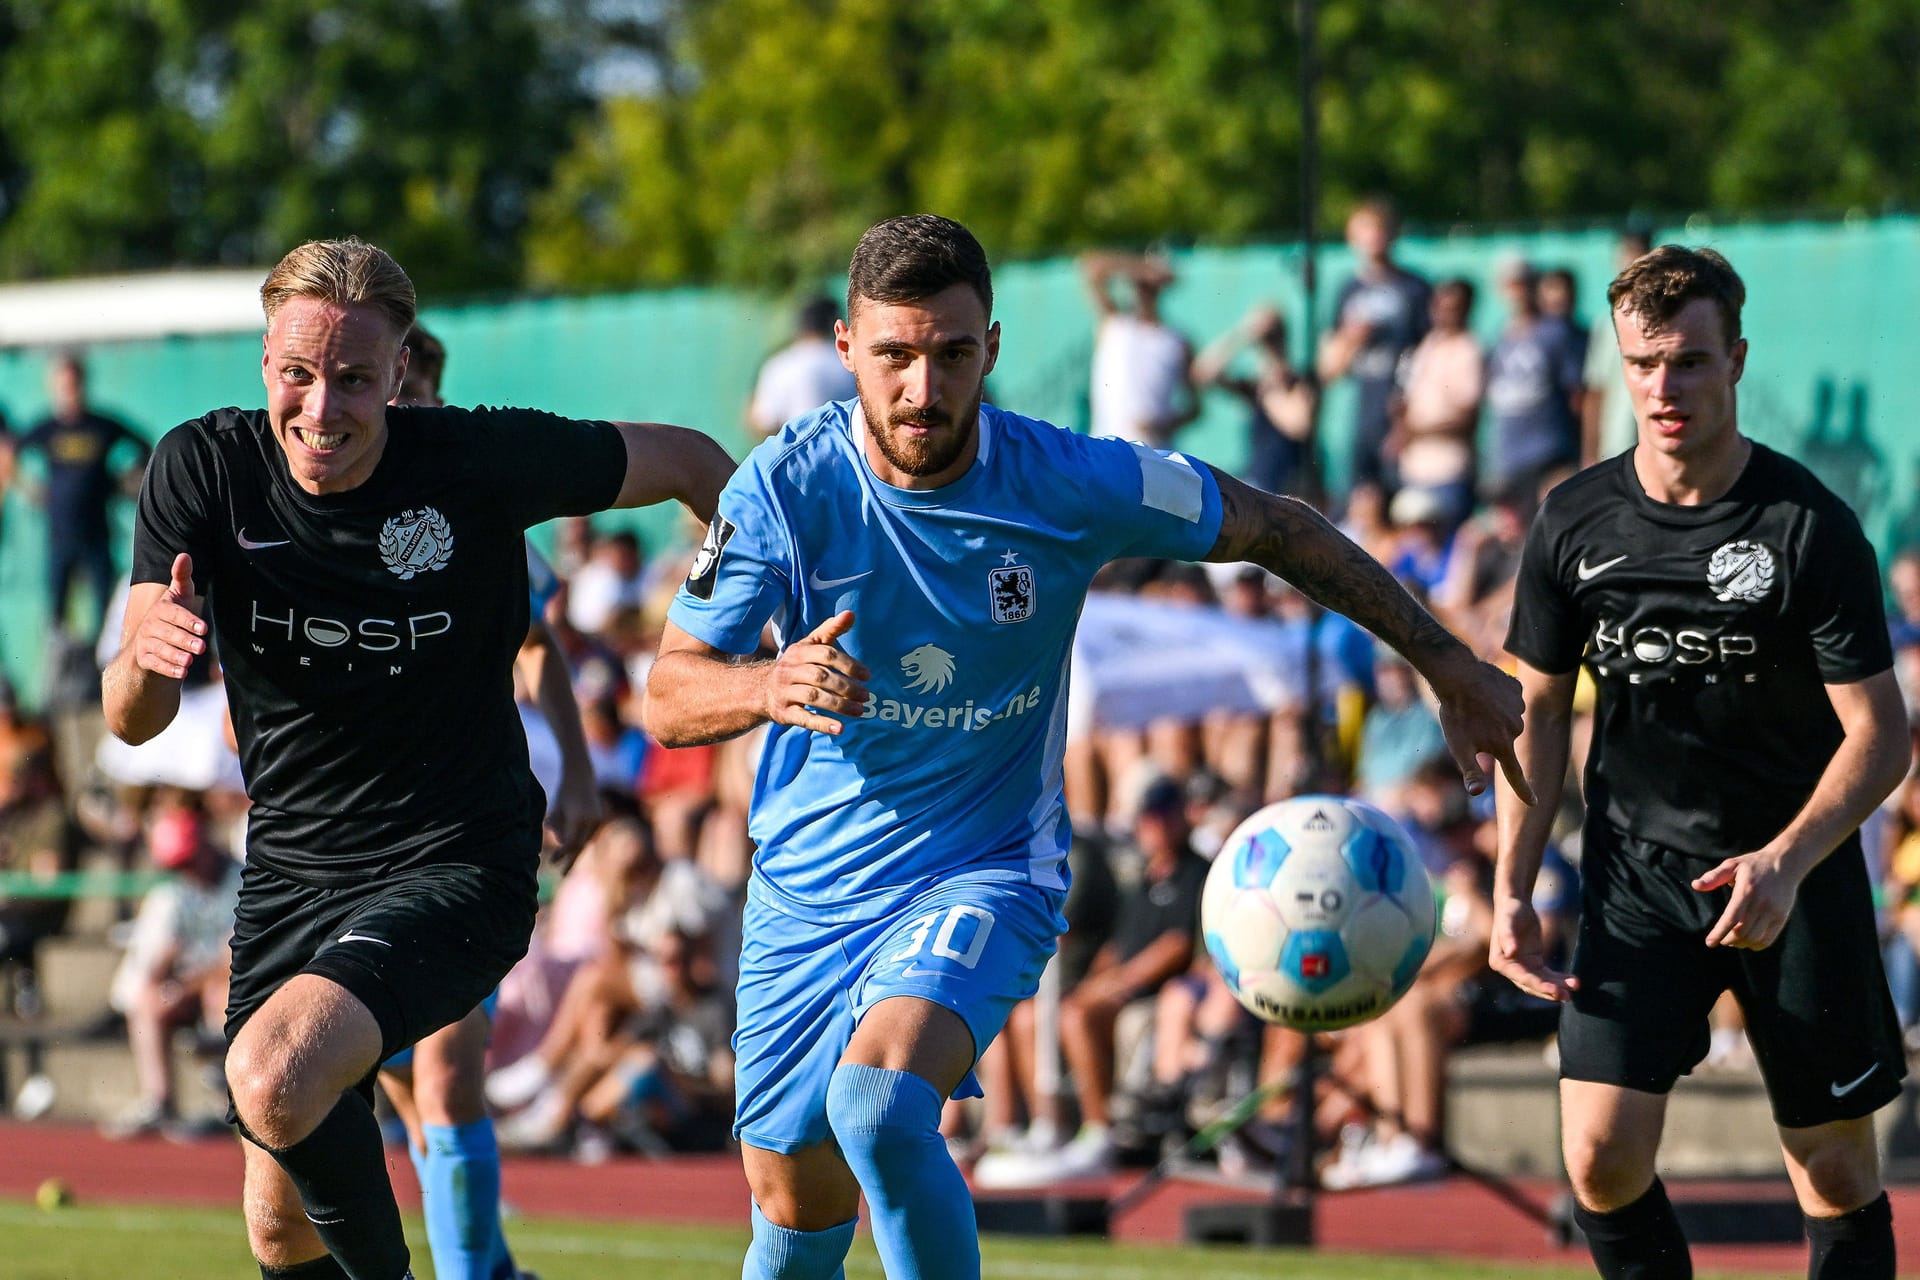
left=1297, top=0, right=1320, bottom=373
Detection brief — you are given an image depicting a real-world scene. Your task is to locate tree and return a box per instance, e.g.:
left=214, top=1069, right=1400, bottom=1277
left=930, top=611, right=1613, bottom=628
left=0, top=0, right=657, bottom=291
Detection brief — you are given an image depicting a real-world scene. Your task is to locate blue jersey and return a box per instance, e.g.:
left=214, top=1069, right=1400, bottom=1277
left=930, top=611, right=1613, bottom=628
left=667, top=400, right=1223, bottom=923
left=526, top=540, right=560, bottom=619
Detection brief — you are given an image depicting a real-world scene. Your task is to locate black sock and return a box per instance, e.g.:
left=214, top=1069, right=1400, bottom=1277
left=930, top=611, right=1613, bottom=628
left=262, top=1258, right=351, bottom=1279
left=263, top=1092, right=411, bottom=1280
left=1807, top=1191, right=1894, bottom=1280
left=1572, top=1176, right=1692, bottom=1280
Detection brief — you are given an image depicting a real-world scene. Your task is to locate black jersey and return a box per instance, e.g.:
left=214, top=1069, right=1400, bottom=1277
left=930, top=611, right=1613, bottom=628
left=131, top=405, right=625, bottom=885
left=1506, top=444, right=1892, bottom=856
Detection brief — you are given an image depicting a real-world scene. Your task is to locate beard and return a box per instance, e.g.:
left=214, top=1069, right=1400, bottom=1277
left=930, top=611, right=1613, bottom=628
left=857, top=382, right=983, bottom=480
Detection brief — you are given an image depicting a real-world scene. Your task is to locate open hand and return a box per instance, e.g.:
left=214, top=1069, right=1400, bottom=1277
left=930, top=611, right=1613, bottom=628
left=1489, top=896, right=1576, bottom=1002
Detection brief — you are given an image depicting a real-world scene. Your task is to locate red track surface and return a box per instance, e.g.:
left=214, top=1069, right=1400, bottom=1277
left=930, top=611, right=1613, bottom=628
left=5, top=1120, right=1920, bottom=1275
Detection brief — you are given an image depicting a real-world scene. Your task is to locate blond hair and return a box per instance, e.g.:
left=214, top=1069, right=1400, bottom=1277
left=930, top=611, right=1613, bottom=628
left=260, top=238, right=416, bottom=334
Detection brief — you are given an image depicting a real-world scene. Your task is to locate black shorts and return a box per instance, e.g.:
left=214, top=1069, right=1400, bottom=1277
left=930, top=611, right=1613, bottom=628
left=1558, top=823, right=1905, bottom=1128
left=225, top=858, right=538, bottom=1099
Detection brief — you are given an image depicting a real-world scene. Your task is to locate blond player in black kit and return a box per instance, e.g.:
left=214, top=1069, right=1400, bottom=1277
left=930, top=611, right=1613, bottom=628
left=1493, top=246, right=1912, bottom=1279
left=101, top=238, right=735, bottom=1280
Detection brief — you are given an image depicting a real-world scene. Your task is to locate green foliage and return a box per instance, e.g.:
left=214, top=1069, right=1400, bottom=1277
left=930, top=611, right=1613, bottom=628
left=2, top=1, right=1915, bottom=292
left=0, top=0, right=634, bottom=291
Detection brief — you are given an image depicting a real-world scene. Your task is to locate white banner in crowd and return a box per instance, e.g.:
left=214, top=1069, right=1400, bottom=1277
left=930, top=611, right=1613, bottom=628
left=1067, top=592, right=1306, bottom=735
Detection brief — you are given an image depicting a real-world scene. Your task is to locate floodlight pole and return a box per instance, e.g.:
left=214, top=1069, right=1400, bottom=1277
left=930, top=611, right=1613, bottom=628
left=1298, top=0, right=1320, bottom=372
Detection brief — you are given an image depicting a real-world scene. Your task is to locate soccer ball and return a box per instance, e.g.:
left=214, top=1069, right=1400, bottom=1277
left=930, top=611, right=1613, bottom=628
left=1201, top=795, right=1435, bottom=1031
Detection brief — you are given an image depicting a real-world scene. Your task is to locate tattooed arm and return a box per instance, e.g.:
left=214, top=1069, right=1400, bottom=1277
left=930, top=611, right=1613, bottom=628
left=1204, top=465, right=1534, bottom=802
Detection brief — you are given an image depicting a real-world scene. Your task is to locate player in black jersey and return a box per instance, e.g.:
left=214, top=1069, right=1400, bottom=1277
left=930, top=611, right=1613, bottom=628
left=1493, top=246, right=1912, bottom=1280
left=101, top=238, right=734, bottom=1280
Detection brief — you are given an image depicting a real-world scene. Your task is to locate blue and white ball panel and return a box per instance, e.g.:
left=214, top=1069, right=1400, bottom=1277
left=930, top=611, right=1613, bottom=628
left=732, top=871, right=1065, bottom=1154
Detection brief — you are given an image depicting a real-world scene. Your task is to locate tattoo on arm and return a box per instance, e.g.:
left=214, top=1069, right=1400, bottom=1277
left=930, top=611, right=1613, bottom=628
left=1205, top=465, right=1461, bottom=664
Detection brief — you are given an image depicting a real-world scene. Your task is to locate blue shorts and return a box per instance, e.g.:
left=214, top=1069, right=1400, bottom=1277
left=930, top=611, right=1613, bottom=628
left=733, top=873, right=1066, bottom=1154
left=381, top=987, right=500, bottom=1072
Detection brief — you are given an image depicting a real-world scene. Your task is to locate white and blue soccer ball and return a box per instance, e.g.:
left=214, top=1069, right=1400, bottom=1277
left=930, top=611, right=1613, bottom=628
left=1201, top=795, right=1436, bottom=1032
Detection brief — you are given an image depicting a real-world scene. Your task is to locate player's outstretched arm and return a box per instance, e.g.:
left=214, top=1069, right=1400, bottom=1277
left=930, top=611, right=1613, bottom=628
left=608, top=422, right=737, bottom=520
left=644, top=612, right=870, bottom=749
left=1202, top=465, right=1532, bottom=801
left=102, top=554, right=204, bottom=746
left=1489, top=661, right=1578, bottom=1002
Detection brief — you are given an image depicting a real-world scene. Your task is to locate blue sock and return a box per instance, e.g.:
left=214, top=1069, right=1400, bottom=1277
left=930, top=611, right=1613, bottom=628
left=826, top=1064, right=978, bottom=1280
left=414, top=1121, right=516, bottom=1280
left=743, top=1201, right=853, bottom=1280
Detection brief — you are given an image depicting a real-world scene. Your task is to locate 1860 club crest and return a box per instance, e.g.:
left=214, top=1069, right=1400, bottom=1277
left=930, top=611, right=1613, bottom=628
left=379, top=507, right=455, bottom=580
left=989, top=558, right=1035, bottom=624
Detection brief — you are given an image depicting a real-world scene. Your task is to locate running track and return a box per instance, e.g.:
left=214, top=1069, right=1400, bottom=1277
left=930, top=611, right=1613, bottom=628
left=4, top=1120, right=1917, bottom=1275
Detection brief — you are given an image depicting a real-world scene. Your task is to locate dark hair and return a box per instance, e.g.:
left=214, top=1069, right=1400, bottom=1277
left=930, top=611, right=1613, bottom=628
left=1539, top=267, right=1576, bottom=296
left=1436, top=277, right=1476, bottom=316
left=847, top=215, right=992, bottom=319
left=404, top=324, right=445, bottom=390
left=1350, top=196, right=1401, bottom=235
left=1607, top=245, right=1745, bottom=348
left=797, top=295, right=840, bottom=336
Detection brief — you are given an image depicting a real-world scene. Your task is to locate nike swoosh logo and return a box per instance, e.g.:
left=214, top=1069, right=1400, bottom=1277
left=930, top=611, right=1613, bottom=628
left=237, top=528, right=291, bottom=550
left=809, top=568, right=874, bottom=591
left=1831, top=1064, right=1879, bottom=1097
left=901, top=964, right=941, bottom=980
left=1576, top=554, right=1628, bottom=581
left=336, top=932, right=390, bottom=947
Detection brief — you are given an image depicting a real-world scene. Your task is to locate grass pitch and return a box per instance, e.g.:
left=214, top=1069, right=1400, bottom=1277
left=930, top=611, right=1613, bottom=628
left=0, top=1197, right=1790, bottom=1279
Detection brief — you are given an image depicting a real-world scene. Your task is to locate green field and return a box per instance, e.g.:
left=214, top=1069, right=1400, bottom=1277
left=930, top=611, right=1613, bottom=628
left=0, top=1198, right=1788, bottom=1279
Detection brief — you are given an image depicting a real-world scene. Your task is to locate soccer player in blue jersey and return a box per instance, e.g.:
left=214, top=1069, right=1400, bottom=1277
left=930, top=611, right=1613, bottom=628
left=644, top=214, right=1531, bottom=1280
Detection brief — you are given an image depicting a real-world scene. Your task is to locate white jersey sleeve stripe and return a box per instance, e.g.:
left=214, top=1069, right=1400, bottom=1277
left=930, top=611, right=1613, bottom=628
left=1131, top=443, right=1205, bottom=523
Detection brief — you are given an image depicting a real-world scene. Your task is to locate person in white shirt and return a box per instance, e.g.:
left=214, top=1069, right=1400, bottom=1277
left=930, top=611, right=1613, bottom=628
left=1082, top=251, right=1197, bottom=447
left=746, top=297, right=857, bottom=439
left=103, top=806, right=239, bottom=1138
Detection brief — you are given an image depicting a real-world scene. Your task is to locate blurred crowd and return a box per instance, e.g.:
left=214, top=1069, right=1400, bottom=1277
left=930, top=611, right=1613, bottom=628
left=3, top=206, right=1919, bottom=1195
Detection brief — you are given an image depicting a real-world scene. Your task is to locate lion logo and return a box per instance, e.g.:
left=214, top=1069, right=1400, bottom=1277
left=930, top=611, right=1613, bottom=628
left=900, top=644, right=956, bottom=694
left=379, top=507, right=455, bottom=580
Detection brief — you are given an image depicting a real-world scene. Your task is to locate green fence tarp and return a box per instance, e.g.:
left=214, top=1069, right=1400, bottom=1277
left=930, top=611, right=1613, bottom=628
left=2, top=215, right=1915, bottom=706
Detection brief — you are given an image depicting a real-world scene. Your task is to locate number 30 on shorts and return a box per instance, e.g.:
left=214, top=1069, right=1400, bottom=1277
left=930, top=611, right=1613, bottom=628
left=891, top=905, right=996, bottom=969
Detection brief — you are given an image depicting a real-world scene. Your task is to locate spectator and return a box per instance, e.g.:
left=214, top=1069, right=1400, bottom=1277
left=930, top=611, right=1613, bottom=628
left=101, top=807, right=239, bottom=1139
left=1324, top=764, right=1572, bottom=1188
left=1537, top=267, right=1587, bottom=355
left=556, top=927, right=737, bottom=1158
left=976, top=776, right=1209, bottom=1182
left=1356, top=651, right=1449, bottom=816
left=0, top=722, right=80, bottom=1020
left=1482, top=257, right=1584, bottom=507
left=581, top=693, right=649, bottom=795
left=1388, top=279, right=1483, bottom=531
left=566, top=528, right=646, bottom=635
left=746, top=296, right=856, bottom=439
left=1385, top=485, right=1457, bottom=599
left=485, top=815, right=736, bottom=1143
left=1579, top=228, right=1654, bottom=467
left=14, top=353, right=150, bottom=642
left=1081, top=251, right=1198, bottom=447
left=1318, top=199, right=1431, bottom=497
left=1887, top=548, right=1920, bottom=725
left=1192, top=304, right=1320, bottom=499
